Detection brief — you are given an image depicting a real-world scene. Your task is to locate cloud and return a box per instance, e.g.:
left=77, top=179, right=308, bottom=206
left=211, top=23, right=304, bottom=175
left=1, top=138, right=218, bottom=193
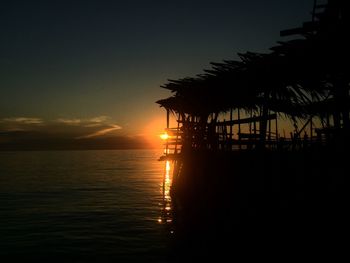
left=2, top=117, right=43, bottom=125
left=0, top=115, right=123, bottom=143
left=56, top=118, right=82, bottom=125
left=77, top=124, right=122, bottom=139
left=55, top=116, right=110, bottom=127
left=88, top=116, right=109, bottom=123
left=0, top=130, right=151, bottom=150
left=0, top=115, right=153, bottom=150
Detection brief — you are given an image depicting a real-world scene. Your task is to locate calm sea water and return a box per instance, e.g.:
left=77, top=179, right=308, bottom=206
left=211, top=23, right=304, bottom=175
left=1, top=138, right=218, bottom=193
left=0, top=149, right=173, bottom=262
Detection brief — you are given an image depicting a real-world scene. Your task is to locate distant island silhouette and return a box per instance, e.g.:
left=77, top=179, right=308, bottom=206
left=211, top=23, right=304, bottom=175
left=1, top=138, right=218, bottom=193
left=0, top=133, right=154, bottom=151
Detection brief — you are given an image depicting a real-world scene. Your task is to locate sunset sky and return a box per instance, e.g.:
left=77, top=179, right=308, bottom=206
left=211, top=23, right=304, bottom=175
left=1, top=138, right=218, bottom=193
left=0, top=0, right=313, bottom=149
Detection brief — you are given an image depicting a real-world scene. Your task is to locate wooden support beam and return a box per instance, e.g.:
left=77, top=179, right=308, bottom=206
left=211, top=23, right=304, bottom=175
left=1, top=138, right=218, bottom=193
left=310, top=118, right=313, bottom=141
left=216, top=114, right=277, bottom=126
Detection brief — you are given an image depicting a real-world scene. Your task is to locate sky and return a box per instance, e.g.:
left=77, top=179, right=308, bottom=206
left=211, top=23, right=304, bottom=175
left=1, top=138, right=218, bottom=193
left=0, top=0, right=314, bottom=149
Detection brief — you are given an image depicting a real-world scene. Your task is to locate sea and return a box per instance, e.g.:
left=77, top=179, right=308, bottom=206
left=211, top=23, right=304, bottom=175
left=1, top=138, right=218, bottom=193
left=0, top=149, right=174, bottom=262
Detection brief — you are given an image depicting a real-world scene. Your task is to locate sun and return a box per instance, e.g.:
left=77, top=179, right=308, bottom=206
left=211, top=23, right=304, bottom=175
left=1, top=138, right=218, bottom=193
left=160, top=132, right=169, bottom=140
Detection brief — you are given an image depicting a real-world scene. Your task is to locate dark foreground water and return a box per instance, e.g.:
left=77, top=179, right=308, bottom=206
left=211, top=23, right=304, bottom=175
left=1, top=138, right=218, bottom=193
left=0, top=150, right=172, bottom=262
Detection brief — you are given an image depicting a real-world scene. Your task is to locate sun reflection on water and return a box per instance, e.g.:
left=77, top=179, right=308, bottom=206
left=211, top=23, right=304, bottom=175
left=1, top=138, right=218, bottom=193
left=158, top=160, right=173, bottom=228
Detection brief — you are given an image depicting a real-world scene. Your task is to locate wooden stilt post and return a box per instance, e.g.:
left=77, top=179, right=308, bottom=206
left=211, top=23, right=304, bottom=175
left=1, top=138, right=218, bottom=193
left=166, top=109, right=169, bottom=155
left=326, top=113, right=330, bottom=128
left=275, top=113, right=278, bottom=143
left=174, top=113, right=180, bottom=154
left=249, top=110, right=252, bottom=136
left=268, top=110, right=271, bottom=149
left=310, top=117, right=313, bottom=143
left=253, top=115, right=257, bottom=148
left=229, top=108, right=233, bottom=151
left=166, top=109, right=170, bottom=129
left=238, top=109, right=241, bottom=150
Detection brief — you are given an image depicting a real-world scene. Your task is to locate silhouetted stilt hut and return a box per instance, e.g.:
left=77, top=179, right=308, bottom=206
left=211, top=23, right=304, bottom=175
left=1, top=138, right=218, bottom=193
left=157, top=0, right=349, bottom=161
left=156, top=2, right=348, bottom=257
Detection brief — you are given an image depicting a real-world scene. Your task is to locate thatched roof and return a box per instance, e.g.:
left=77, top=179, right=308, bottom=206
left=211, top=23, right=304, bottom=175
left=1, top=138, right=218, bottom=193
left=157, top=0, right=349, bottom=120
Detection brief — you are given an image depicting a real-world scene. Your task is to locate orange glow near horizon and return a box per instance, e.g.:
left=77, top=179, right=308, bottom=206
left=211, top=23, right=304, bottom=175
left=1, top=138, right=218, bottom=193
left=142, top=115, right=172, bottom=148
